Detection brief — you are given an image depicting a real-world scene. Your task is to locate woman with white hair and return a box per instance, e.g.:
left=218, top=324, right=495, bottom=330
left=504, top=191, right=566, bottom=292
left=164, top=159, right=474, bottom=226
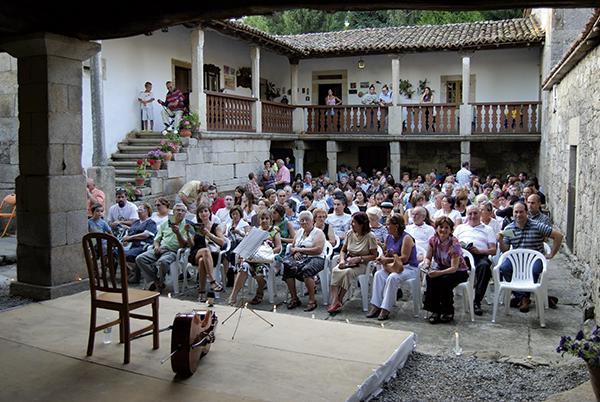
left=366, top=206, right=388, bottom=247
left=282, top=210, right=326, bottom=312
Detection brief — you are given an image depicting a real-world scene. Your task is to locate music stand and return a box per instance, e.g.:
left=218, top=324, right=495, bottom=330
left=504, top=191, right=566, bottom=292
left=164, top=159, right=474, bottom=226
left=221, top=228, right=274, bottom=340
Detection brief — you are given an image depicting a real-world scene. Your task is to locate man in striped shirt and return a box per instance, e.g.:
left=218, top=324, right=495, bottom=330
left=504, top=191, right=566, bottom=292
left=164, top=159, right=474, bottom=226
left=497, top=201, right=563, bottom=312
left=158, top=81, right=185, bottom=134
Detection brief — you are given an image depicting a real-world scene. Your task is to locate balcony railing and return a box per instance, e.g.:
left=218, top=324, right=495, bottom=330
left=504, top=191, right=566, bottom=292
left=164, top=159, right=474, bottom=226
left=305, top=105, right=388, bottom=134
left=262, top=101, right=294, bottom=133
left=472, top=102, right=541, bottom=134
left=402, top=103, right=459, bottom=134
left=206, top=92, right=255, bottom=132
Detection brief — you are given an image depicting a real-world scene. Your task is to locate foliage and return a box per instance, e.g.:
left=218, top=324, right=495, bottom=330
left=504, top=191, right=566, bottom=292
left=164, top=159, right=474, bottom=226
left=264, top=80, right=280, bottom=101
left=135, top=159, right=151, bottom=179
left=160, top=139, right=179, bottom=153
left=557, top=326, right=600, bottom=367
left=124, top=182, right=142, bottom=201
left=163, top=131, right=183, bottom=147
left=179, top=112, right=199, bottom=131
left=243, top=9, right=524, bottom=34
left=146, top=149, right=163, bottom=161
left=418, top=79, right=434, bottom=95
left=398, top=79, right=414, bottom=99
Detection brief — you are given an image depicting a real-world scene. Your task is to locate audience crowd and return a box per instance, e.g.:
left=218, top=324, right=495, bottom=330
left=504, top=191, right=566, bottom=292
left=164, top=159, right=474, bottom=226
left=87, top=159, right=561, bottom=323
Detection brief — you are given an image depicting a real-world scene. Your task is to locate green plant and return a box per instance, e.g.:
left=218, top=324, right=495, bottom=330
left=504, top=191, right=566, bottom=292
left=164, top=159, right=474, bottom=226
left=398, top=79, right=414, bottom=99
left=179, top=112, right=199, bottom=131
left=135, top=159, right=151, bottom=179
left=147, top=149, right=163, bottom=161
left=160, top=139, right=179, bottom=153
left=163, top=131, right=183, bottom=147
left=264, top=80, right=281, bottom=101
left=557, top=326, right=600, bottom=367
left=124, top=182, right=142, bottom=201
left=418, top=79, right=435, bottom=95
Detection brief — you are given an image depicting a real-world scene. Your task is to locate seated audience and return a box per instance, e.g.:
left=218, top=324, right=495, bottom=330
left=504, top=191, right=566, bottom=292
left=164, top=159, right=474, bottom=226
left=122, top=202, right=157, bottom=283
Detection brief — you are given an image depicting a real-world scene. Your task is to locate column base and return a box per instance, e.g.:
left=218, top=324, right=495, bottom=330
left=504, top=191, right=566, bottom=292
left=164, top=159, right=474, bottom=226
left=10, top=279, right=89, bottom=301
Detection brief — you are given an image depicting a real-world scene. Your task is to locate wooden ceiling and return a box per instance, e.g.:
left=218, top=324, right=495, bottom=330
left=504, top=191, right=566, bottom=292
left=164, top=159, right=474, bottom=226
left=0, top=1, right=597, bottom=41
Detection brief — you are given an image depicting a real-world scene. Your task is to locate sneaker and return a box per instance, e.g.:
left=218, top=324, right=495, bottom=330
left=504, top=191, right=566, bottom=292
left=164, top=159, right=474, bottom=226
left=519, top=298, right=531, bottom=313
left=474, top=303, right=483, bottom=316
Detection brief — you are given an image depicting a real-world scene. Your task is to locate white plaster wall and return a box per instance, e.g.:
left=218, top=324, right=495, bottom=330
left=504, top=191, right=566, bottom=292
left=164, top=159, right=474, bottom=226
left=295, top=47, right=540, bottom=105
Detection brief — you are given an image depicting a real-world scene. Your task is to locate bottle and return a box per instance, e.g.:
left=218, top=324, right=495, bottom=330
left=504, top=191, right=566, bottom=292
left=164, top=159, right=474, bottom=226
left=103, top=327, right=112, bottom=344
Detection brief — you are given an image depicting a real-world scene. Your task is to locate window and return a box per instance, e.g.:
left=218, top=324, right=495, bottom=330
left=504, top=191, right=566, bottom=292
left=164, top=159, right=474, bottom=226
left=204, top=64, right=220, bottom=92
left=446, top=80, right=462, bottom=104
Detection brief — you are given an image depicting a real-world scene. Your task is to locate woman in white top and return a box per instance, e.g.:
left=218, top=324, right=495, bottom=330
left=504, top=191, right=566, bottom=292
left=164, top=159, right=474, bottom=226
left=241, top=192, right=258, bottom=224
left=282, top=211, right=326, bottom=312
left=150, top=197, right=171, bottom=226
left=433, top=195, right=463, bottom=226
left=479, top=201, right=502, bottom=235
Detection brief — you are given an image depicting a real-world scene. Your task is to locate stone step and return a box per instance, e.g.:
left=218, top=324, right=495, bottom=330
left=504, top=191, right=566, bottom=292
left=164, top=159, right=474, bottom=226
left=108, top=160, right=137, bottom=167
left=117, top=144, right=160, bottom=153
left=126, top=137, right=190, bottom=146
left=111, top=153, right=148, bottom=160
left=114, top=168, right=165, bottom=177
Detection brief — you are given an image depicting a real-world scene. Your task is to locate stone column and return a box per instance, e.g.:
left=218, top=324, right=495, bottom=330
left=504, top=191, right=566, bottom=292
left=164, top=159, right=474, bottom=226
left=389, top=142, right=401, bottom=180
left=326, top=141, right=340, bottom=182
left=459, top=54, right=472, bottom=136
left=191, top=28, right=207, bottom=131
left=290, top=62, right=299, bottom=105
left=251, top=46, right=262, bottom=133
left=391, top=57, right=400, bottom=106
left=293, top=140, right=305, bottom=176
left=460, top=141, right=471, bottom=167
left=290, top=61, right=304, bottom=133
left=90, top=41, right=106, bottom=166
left=0, top=33, right=100, bottom=300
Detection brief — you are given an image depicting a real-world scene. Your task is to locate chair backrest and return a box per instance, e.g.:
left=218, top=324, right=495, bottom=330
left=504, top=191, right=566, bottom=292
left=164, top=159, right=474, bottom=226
left=498, top=248, right=546, bottom=284
left=324, top=241, right=333, bottom=259
left=0, top=194, right=16, bottom=212
left=461, top=248, right=477, bottom=287
left=543, top=242, right=551, bottom=256
left=82, top=232, right=129, bottom=303
left=332, top=235, right=341, bottom=250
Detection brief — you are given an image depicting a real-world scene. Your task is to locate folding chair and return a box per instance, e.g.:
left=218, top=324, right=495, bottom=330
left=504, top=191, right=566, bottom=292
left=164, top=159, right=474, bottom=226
left=0, top=194, right=16, bottom=237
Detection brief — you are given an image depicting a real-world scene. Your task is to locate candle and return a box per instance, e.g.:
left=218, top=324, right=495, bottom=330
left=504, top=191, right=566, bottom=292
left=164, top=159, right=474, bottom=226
left=273, top=305, right=277, bottom=313
left=455, top=332, right=460, bottom=349
left=311, top=314, right=315, bottom=319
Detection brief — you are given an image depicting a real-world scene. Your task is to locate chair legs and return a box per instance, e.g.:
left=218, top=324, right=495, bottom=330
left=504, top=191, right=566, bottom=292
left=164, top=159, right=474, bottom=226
left=535, top=291, right=546, bottom=328
left=408, top=278, right=421, bottom=318
left=491, top=286, right=502, bottom=323
left=122, top=310, right=131, bottom=365
left=152, top=298, right=160, bottom=349
left=87, top=306, right=97, bottom=357
left=357, top=275, right=370, bottom=312
left=318, top=269, right=330, bottom=306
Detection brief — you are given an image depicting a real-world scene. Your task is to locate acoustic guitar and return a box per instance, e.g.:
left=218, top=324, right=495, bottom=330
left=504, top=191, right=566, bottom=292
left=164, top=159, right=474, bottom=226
left=170, top=309, right=218, bottom=377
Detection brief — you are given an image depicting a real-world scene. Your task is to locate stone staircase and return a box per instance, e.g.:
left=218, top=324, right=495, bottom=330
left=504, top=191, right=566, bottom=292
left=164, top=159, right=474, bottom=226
left=108, top=131, right=189, bottom=201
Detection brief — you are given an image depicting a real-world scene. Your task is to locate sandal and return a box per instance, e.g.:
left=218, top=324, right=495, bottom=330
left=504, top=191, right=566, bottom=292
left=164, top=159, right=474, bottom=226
left=327, top=302, right=342, bottom=314
left=377, top=310, right=390, bottom=321
left=228, top=298, right=238, bottom=306
left=198, top=291, right=207, bottom=303
left=428, top=313, right=440, bottom=324
left=304, top=301, right=318, bottom=312
left=439, top=314, right=454, bottom=323
left=287, top=298, right=302, bottom=310
left=249, top=295, right=263, bottom=305
left=209, top=280, right=224, bottom=293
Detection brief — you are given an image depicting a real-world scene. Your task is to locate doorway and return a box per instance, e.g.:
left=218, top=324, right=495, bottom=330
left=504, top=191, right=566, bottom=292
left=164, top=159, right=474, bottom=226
left=318, top=83, right=343, bottom=105
left=566, top=145, right=577, bottom=250
left=359, top=145, right=388, bottom=174
left=445, top=80, right=462, bottom=104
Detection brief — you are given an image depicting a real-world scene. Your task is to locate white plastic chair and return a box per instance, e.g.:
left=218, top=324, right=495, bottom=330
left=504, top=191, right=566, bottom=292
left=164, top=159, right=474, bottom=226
left=168, top=247, right=190, bottom=294
left=318, top=242, right=334, bottom=305
left=491, top=249, right=548, bottom=327
left=454, top=249, right=476, bottom=322
left=355, top=246, right=383, bottom=312
left=540, top=242, right=552, bottom=309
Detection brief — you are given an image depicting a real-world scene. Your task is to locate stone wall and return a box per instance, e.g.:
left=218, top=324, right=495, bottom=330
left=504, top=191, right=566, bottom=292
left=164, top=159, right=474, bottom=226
left=540, top=44, right=600, bottom=313
left=470, top=142, right=539, bottom=178
left=0, top=53, right=18, bottom=232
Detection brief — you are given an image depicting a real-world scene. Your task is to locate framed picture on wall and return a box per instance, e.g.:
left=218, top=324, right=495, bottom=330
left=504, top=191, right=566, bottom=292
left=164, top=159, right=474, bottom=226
left=305, top=96, right=310, bottom=101
left=360, top=81, right=369, bottom=88
left=306, top=88, right=309, bottom=95
left=350, top=82, right=357, bottom=89
left=302, top=88, right=306, bottom=94
left=349, top=89, right=357, bottom=94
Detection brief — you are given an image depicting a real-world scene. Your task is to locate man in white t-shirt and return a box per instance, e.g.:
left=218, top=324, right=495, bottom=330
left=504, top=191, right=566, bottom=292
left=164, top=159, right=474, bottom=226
left=454, top=205, right=496, bottom=316
left=107, top=188, right=139, bottom=232
left=215, top=195, right=234, bottom=230
left=405, top=207, right=435, bottom=257
left=326, top=197, right=352, bottom=241
left=425, top=192, right=443, bottom=219
left=456, top=161, right=472, bottom=187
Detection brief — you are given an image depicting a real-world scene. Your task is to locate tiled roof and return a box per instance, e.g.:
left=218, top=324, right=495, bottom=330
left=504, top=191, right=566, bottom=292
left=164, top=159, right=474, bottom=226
left=212, top=16, right=544, bottom=58
left=275, top=16, right=544, bottom=56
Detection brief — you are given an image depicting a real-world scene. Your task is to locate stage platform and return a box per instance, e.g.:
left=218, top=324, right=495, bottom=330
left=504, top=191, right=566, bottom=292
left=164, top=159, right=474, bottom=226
left=0, top=292, right=415, bottom=402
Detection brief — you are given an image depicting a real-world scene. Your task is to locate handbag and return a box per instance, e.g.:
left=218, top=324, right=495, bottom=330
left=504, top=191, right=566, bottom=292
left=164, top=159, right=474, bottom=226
left=247, top=244, right=275, bottom=264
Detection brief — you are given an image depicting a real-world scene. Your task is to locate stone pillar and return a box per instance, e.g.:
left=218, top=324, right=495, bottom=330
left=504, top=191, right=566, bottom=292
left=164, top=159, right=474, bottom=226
left=290, top=62, right=299, bottom=105
left=391, top=57, right=400, bottom=106
left=293, top=141, right=305, bottom=176
left=251, top=46, right=262, bottom=133
left=0, top=33, right=100, bottom=300
left=90, top=41, right=106, bottom=166
left=459, top=54, right=472, bottom=136
left=389, top=142, right=401, bottom=180
left=326, top=141, right=340, bottom=182
left=191, top=28, right=207, bottom=132
left=460, top=141, right=471, bottom=166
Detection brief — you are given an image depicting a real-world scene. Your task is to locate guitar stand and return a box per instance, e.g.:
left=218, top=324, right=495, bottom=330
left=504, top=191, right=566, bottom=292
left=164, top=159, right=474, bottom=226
left=221, top=300, right=274, bottom=340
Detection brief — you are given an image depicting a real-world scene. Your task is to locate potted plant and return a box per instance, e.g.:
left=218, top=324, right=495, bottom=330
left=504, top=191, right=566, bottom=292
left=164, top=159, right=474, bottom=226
left=124, top=182, right=143, bottom=201
left=163, top=131, right=183, bottom=151
left=160, top=139, right=178, bottom=161
left=135, top=159, right=150, bottom=185
left=557, top=325, right=600, bottom=399
left=146, top=148, right=164, bottom=170
left=179, top=112, right=199, bottom=137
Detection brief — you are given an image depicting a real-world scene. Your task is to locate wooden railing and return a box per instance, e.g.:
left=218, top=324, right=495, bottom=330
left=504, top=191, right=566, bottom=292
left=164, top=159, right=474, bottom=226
left=262, top=101, right=294, bottom=133
left=206, top=92, right=255, bottom=132
left=305, top=105, right=388, bottom=134
left=403, top=103, right=459, bottom=134
left=472, top=102, right=541, bottom=134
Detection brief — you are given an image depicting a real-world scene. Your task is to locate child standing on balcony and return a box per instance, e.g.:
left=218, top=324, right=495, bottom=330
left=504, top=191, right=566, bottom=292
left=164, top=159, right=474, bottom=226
left=138, top=81, right=155, bottom=131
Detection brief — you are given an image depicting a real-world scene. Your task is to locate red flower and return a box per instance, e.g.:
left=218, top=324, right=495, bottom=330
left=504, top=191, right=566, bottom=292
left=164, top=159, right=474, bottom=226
left=148, top=159, right=155, bottom=166
left=136, top=159, right=143, bottom=166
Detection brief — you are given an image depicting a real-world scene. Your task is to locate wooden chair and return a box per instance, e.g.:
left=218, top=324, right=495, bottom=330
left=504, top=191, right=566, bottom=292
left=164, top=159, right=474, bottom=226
left=0, top=193, right=16, bottom=237
left=82, top=232, right=160, bottom=364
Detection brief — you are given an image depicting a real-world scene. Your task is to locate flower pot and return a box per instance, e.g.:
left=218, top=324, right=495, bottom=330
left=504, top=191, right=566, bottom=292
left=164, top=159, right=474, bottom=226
left=134, top=176, right=146, bottom=186
left=179, top=128, right=192, bottom=137
left=162, top=151, right=173, bottom=161
left=151, top=160, right=162, bottom=170
left=588, top=364, right=600, bottom=401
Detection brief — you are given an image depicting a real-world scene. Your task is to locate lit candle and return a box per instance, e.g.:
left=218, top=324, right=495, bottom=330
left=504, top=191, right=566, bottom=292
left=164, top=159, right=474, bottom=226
left=273, top=305, right=277, bottom=313
left=455, top=331, right=460, bottom=350
left=346, top=319, right=350, bottom=324
left=167, top=292, right=171, bottom=298
left=311, top=313, right=315, bottom=319
left=380, top=323, right=385, bottom=328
